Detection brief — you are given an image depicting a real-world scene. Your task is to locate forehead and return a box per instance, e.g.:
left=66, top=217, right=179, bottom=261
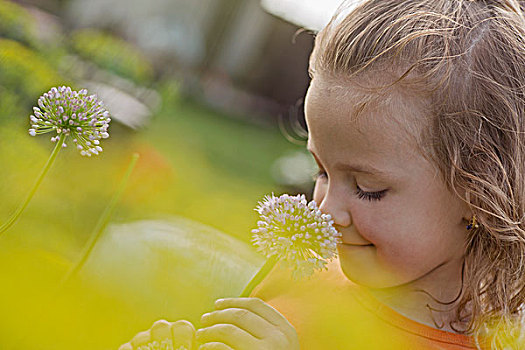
left=305, top=76, right=427, bottom=154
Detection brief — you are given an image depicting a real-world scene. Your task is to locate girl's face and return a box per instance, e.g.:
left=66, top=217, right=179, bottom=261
left=305, top=77, right=470, bottom=289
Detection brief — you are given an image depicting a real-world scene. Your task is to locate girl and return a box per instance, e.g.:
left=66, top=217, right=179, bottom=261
left=121, top=0, right=525, bottom=348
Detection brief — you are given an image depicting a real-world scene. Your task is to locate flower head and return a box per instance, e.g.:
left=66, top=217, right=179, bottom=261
left=28, top=86, right=111, bottom=156
left=251, top=193, right=342, bottom=278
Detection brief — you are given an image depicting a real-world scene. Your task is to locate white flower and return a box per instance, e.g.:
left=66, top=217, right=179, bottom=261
left=28, top=86, right=111, bottom=157
left=251, top=193, right=341, bottom=278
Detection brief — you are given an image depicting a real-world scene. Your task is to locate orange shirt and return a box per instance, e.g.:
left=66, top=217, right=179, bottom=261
left=251, top=259, right=482, bottom=349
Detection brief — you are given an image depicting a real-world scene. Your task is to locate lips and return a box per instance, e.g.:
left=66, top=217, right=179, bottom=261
left=335, top=226, right=373, bottom=246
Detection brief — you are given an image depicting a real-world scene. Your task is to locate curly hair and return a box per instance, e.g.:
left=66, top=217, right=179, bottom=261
left=309, top=0, right=525, bottom=347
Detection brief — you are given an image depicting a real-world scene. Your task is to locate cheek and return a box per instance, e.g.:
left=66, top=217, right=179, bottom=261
left=351, top=207, right=424, bottom=263
left=350, top=206, right=394, bottom=243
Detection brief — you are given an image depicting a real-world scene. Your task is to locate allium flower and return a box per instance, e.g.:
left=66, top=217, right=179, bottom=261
left=28, top=86, right=111, bottom=157
left=251, top=193, right=341, bottom=278
left=0, top=86, right=112, bottom=235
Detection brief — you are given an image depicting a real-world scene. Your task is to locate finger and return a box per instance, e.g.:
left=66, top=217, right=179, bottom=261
left=130, top=330, right=151, bottom=347
left=118, top=342, right=133, bottom=350
left=215, top=298, right=294, bottom=336
left=171, top=320, right=195, bottom=349
left=201, top=308, right=274, bottom=339
left=196, top=324, right=258, bottom=349
left=198, top=342, right=234, bottom=350
left=150, top=319, right=172, bottom=341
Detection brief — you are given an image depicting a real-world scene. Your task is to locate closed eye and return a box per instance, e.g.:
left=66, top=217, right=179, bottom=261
left=355, top=185, right=387, bottom=201
left=313, top=170, right=387, bottom=201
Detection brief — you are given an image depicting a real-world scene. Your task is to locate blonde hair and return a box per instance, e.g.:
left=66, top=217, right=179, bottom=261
left=310, top=0, right=525, bottom=347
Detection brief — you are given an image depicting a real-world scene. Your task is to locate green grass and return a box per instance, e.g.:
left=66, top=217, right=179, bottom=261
left=135, top=94, right=305, bottom=240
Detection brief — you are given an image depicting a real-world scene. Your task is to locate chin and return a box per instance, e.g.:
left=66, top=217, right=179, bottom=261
left=337, top=248, right=409, bottom=289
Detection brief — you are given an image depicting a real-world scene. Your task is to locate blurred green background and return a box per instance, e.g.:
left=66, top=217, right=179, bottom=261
left=0, top=0, right=316, bottom=349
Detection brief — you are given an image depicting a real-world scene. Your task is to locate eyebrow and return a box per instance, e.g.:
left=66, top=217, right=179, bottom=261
left=307, top=143, right=391, bottom=177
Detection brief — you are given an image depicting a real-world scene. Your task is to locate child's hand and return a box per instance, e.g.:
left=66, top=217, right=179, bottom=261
left=118, top=319, right=195, bottom=349
left=196, top=298, right=299, bottom=350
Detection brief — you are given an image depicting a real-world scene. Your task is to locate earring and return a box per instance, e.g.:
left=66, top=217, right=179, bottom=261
left=466, top=214, right=479, bottom=230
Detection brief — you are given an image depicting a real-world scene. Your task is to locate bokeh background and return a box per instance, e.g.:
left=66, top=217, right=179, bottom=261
left=0, top=0, right=342, bottom=349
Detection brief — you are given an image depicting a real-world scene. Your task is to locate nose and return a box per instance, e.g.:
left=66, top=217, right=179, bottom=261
left=318, top=189, right=352, bottom=228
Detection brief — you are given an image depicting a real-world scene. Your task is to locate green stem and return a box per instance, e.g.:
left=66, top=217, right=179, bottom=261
left=240, top=255, right=279, bottom=297
left=0, top=133, right=66, bottom=235
left=59, top=152, right=140, bottom=287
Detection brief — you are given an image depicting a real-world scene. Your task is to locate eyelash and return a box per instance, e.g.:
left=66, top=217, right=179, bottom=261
left=313, top=170, right=387, bottom=202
